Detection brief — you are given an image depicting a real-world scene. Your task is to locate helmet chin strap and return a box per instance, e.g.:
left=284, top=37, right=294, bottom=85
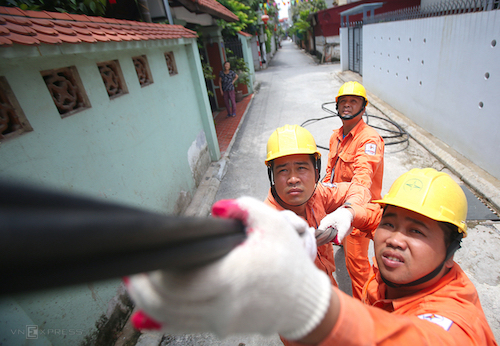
left=338, top=108, right=364, bottom=121
left=381, top=234, right=463, bottom=288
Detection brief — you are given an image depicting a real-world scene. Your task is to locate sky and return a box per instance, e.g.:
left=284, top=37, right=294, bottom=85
left=279, top=4, right=289, bottom=19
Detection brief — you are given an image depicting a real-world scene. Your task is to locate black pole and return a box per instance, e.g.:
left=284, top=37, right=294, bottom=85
left=0, top=181, right=245, bottom=295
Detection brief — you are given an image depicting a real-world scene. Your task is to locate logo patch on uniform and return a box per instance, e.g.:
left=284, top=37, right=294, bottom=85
left=365, top=143, right=377, bottom=156
left=418, top=314, right=454, bottom=331
left=321, top=182, right=337, bottom=188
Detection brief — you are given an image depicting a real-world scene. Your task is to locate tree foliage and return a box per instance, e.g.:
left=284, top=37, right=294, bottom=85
left=291, top=0, right=326, bottom=19
left=288, top=8, right=310, bottom=36
left=265, top=26, right=272, bottom=53
left=289, top=0, right=326, bottom=36
left=217, top=0, right=258, bottom=36
left=216, top=0, right=281, bottom=37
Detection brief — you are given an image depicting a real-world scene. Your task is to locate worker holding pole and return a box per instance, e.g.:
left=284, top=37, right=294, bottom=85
left=263, top=124, right=381, bottom=288
left=262, top=124, right=381, bottom=345
left=126, top=168, right=497, bottom=345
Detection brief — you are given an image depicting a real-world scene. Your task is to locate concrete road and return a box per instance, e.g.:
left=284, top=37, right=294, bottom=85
left=136, top=39, right=500, bottom=345
left=215, top=37, right=478, bottom=295
left=216, top=38, right=500, bottom=342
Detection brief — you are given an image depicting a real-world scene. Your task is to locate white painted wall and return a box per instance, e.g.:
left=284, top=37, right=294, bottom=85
left=316, top=35, right=341, bottom=62
left=251, top=36, right=262, bottom=71
left=362, top=10, right=500, bottom=180
left=340, top=28, right=349, bottom=71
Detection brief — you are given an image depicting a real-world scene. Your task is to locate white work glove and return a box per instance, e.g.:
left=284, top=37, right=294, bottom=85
left=279, top=209, right=317, bottom=261
left=316, top=207, right=354, bottom=246
left=125, top=197, right=331, bottom=340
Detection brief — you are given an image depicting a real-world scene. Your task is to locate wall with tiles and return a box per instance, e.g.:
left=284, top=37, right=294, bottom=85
left=362, top=10, right=500, bottom=180
left=0, top=38, right=218, bottom=345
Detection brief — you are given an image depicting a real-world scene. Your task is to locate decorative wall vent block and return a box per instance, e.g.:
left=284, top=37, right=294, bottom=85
left=132, top=55, right=153, bottom=87
left=165, top=52, right=178, bottom=76
left=0, top=77, right=33, bottom=140
left=97, top=60, right=128, bottom=99
left=41, top=66, right=91, bottom=118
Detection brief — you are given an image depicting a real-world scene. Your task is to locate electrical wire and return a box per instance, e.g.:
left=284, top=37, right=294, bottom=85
left=301, top=101, right=409, bottom=149
left=0, top=180, right=245, bottom=295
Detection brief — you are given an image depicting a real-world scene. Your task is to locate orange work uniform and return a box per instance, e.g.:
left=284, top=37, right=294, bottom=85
left=266, top=182, right=382, bottom=346
left=323, top=118, right=384, bottom=299
left=265, top=182, right=381, bottom=286
left=305, top=262, right=497, bottom=345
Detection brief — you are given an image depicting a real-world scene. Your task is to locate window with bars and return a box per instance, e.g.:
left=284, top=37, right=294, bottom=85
left=0, top=76, right=33, bottom=140
left=132, top=55, right=153, bottom=87
left=41, top=66, right=91, bottom=118
left=164, top=52, right=178, bottom=76
left=97, top=60, right=128, bottom=99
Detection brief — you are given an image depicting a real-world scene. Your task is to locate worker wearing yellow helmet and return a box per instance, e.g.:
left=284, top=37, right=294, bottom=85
left=370, top=168, right=467, bottom=290
left=126, top=168, right=496, bottom=345
left=320, top=81, right=385, bottom=300
left=264, top=125, right=381, bottom=291
left=303, top=168, right=495, bottom=345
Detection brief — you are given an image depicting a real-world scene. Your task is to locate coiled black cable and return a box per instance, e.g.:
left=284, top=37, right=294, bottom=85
left=301, top=101, right=409, bottom=150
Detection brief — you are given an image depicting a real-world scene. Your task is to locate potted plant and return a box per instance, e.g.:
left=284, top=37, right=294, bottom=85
left=234, top=71, right=250, bottom=102
left=227, top=51, right=250, bottom=101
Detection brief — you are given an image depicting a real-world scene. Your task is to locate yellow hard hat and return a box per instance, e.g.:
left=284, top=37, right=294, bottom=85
left=373, top=168, right=468, bottom=236
left=265, top=124, right=321, bottom=165
left=336, top=81, right=368, bottom=104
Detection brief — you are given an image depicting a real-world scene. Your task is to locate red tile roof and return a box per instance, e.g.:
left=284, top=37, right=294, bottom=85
left=176, top=0, right=239, bottom=22
left=195, top=0, right=239, bottom=22
left=238, top=31, right=252, bottom=37
left=0, top=6, right=198, bottom=47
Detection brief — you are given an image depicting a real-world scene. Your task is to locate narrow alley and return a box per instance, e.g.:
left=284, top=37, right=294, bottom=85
left=135, top=39, right=500, bottom=345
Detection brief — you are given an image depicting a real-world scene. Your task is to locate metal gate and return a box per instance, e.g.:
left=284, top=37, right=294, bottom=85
left=348, top=26, right=362, bottom=75
left=224, top=37, right=244, bottom=59
left=199, top=47, right=217, bottom=112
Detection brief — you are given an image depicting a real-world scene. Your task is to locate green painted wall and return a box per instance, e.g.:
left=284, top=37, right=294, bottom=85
left=238, top=32, right=256, bottom=93
left=0, top=39, right=219, bottom=212
left=1, top=280, right=124, bottom=345
left=0, top=38, right=220, bottom=345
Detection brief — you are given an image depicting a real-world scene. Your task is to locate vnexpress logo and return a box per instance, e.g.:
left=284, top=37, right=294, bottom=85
left=11, top=325, right=84, bottom=339
left=26, top=325, right=38, bottom=339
